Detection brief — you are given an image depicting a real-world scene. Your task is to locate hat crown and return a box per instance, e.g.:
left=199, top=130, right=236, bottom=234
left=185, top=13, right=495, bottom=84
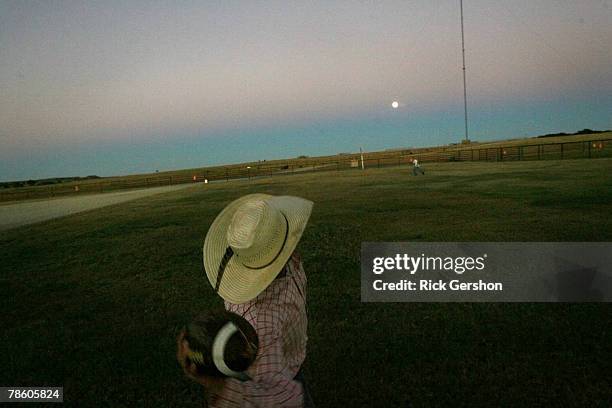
left=226, top=199, right=287, bottom=268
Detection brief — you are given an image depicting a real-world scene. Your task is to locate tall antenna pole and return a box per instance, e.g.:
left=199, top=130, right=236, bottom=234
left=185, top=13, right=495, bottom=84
left=360, top=147, right=365, bottom=170
left=460, top=0, right=469, bottom=142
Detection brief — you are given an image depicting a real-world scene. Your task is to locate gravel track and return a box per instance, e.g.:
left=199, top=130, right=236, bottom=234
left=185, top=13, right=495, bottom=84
left=0, top=183, right=197, bottom=231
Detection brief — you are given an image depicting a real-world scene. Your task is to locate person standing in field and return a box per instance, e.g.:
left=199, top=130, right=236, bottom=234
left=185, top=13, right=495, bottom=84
left=412, top=158, right=424, bottom=175
left=177, top=193, right=314, bottom=407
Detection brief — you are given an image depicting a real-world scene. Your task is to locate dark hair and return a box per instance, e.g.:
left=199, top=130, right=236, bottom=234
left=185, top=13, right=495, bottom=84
left=183, top=309, right=258, bottom=377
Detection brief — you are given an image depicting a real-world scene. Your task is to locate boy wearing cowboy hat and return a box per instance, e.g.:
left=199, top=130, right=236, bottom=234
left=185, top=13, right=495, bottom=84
left=178, top=194, right=314, bottom=407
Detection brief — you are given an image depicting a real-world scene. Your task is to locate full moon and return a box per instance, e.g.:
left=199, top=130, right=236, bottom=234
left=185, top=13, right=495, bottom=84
left=391, top=101, right=399, bottom=109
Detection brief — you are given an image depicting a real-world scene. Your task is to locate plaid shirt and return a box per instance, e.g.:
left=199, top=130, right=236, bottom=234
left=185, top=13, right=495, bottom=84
left=208, top=253, right=308, bottom=408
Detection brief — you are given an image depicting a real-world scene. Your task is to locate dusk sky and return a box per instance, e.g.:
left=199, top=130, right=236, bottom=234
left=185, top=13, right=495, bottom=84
left=1, top=0, right=611, bottom=181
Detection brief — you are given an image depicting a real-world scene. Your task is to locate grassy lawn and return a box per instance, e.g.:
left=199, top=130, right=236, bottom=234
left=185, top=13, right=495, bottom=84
left=1, top=158, right=611, bottom=406
left=3, top=131, right=610, bottom=204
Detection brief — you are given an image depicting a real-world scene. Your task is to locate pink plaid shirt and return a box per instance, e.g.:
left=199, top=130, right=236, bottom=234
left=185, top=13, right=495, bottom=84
left=208, top=253, right=308, bottom=408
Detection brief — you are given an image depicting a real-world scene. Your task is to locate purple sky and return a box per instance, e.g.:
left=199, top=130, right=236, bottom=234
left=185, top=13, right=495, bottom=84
left=1, top=1, right=611, bottom=180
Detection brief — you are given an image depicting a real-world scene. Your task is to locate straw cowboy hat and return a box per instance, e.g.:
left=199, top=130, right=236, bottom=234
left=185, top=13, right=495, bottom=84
left=203, top=194, right=313, bottom=304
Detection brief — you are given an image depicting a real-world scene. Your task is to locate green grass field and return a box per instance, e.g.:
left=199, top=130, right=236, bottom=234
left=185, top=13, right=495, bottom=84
left=2, top=158, right=611, bottom=406
left=2, top=131, right=610, bottom=203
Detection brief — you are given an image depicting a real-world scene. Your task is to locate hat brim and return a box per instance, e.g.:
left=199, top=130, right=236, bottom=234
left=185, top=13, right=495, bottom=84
left=203, top=194, right=313, bottom=304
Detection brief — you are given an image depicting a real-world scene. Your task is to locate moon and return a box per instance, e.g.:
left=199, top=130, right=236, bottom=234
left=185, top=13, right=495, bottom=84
left=391, top=101, right=399, bottom=109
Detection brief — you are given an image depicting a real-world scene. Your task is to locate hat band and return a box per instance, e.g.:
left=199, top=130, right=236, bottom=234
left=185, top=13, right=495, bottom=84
left=243, top=213, right=289, bottom=270
left=214, top=246, right=234, bottom=293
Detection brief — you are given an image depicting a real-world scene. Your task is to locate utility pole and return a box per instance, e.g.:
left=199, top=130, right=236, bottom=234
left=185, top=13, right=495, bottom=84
left=460, top=0, right=469, bottom=143
left=360, top=147, right=365, bottom=170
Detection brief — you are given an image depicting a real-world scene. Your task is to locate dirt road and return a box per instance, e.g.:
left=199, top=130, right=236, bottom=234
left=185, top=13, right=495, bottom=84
left=0, top=184, right=197, bottom=231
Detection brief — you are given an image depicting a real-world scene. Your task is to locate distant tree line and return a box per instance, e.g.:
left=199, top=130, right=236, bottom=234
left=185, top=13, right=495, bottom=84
left=1, top=175, right=100, bottom=189
left=537, top=129, right=610, bottom=138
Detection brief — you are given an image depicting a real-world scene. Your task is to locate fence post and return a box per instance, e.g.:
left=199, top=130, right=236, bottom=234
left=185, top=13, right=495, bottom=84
left=225, top=168, right=229, bottom=182
left=588, top=141, right=591, bottom=158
